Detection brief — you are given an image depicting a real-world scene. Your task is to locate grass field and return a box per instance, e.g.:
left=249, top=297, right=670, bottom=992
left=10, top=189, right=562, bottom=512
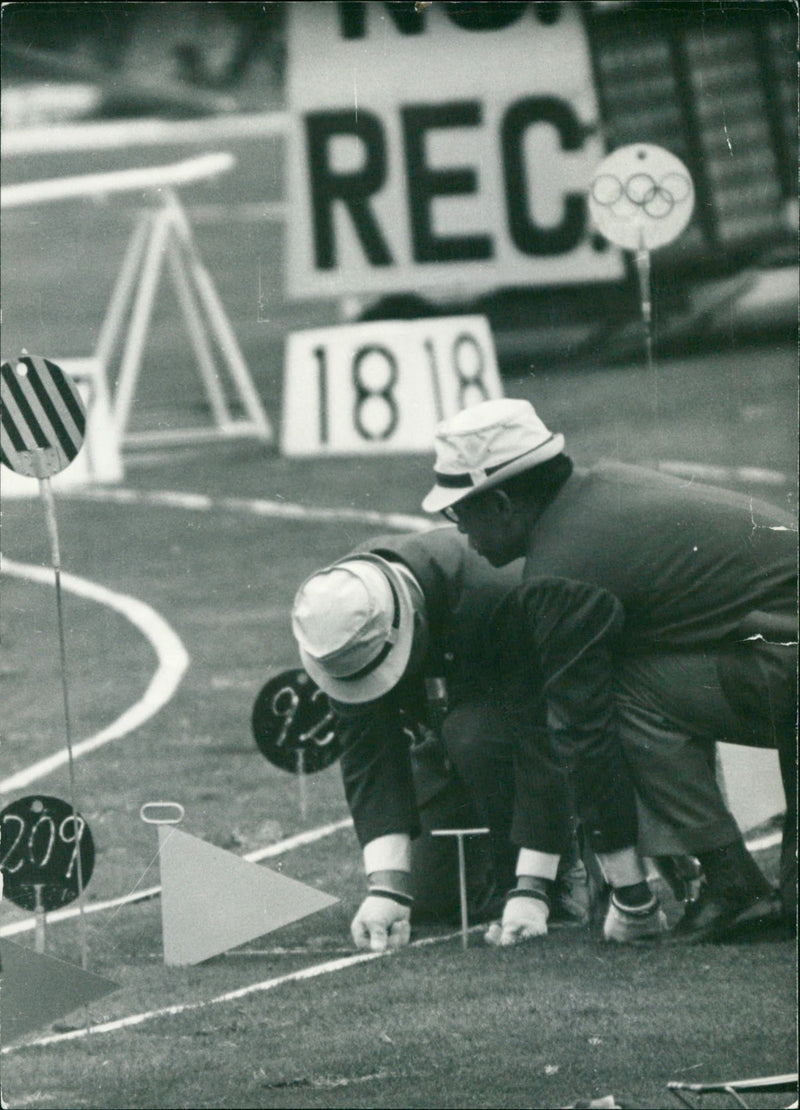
left=2, top=129, right=798, bottom=1109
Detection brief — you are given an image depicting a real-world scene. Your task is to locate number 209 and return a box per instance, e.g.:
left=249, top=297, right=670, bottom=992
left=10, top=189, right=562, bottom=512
left=0, top=812, right=85, bottom=878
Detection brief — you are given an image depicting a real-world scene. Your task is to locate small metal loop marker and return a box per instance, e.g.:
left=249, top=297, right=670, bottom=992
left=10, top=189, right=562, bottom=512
left=140, top=802, right=185, bottom=826
left=431, top=828, right=490, bottom=949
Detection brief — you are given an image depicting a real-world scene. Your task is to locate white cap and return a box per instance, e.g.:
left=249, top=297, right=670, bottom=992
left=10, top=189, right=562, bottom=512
left=422, top=398, right=565, bottom=514
left=291, top=554, right=416, bottom=703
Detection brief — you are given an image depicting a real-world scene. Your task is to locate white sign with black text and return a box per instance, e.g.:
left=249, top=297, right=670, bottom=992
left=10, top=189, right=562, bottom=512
left=281, top=316, right=503, bottom=456
left=286, top=2, right=623, bottom=298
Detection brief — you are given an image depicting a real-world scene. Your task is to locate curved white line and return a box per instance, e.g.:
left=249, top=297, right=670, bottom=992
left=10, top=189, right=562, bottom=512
left=0, top=556, right=189, bottom=795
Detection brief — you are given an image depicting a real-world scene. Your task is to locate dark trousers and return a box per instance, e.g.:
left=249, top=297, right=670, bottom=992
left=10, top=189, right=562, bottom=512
left=614, top=638, right=797, bottom=914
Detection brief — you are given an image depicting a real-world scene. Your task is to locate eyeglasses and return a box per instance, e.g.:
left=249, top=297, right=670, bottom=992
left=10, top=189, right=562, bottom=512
left=440, top=491, right=498, bottom=525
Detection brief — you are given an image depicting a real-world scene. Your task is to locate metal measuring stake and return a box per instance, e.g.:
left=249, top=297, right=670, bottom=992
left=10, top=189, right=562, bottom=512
left=296, top=747, right=308, bottom=821
left=431, top=827, right=490, bottom=949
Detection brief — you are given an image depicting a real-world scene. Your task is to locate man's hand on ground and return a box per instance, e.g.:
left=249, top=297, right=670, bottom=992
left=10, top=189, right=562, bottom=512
left=351, top=894, right=411, bottom=952
left=485, top=890, right=549, bottom=946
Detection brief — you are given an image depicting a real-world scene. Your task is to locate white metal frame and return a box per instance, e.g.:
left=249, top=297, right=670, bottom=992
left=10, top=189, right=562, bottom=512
left=2, top=153, right=274, bottom=450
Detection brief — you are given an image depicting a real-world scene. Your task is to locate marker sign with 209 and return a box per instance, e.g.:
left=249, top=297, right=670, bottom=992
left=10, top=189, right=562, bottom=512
left=281, top=315, right=503, bottom=456
left=251, top=668, right=341, bottom=774
left=0, top=795, right=94, bottom=912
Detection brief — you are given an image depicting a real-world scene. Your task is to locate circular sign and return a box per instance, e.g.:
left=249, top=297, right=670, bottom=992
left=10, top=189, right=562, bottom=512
left=0, top=353, right=86, bottom=478
left=588, top=144, right=695, bottom=252
left=251, top=668, right=341, bottom=774
left=0, top=795, right=94, bottom=912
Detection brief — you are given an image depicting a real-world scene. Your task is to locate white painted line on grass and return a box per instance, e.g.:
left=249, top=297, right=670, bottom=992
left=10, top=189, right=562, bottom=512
left=654, top=461, right=790, bottom=486
left=4, top=926, right=475, bottom=1053
left=0, top=557, right=189, bottom=795
left=0, top=817, right=354, bottom=938
left=60, top=486, right=433, bottom=533
left=246, top=816, right=354, bottom=863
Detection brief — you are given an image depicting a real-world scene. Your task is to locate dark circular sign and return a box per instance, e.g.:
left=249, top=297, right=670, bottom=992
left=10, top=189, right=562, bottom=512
left=0, top=795, right=94, bottom=912
left=251, top=668, right=341, bottom=774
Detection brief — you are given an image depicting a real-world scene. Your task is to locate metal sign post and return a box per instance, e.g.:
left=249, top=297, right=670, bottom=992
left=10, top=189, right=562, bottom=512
left=1, top=353, right=90, bottom=969
left=589, top=143, right=695, bottom=382
left=33, top=885, right=47, bottom=954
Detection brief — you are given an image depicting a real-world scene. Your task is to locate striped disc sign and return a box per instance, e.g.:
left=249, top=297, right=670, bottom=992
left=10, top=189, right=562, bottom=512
left=1, top=354, right=86, bottom=477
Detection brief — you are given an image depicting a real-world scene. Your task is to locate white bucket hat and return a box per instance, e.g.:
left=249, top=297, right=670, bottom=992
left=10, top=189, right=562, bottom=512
left=291, top=554, right=416, bottom=703
left=422, top=398, right=565, bottom=514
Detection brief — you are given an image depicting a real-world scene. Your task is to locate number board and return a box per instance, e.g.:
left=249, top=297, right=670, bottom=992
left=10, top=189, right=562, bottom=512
left=0, top=795, right=94, bottom=912
left=281, top=315, right=503, bottom=456
left=251, top=669, right=341, bottom=774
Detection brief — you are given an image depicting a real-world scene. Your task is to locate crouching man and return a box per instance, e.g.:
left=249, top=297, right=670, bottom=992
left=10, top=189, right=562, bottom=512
left=291, top=527, right=590, bottom=952
left=421, top=398, right=796, bottom=944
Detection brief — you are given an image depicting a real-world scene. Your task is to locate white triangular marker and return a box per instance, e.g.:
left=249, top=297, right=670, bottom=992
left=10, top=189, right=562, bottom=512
left=157, top=826, right=338, bottom=966
left=0, top=939, right=119, bottom=1043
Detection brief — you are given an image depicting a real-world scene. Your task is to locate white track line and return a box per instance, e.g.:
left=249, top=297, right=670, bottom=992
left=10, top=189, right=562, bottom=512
left=654, top=461, right=789, bottom=486
left=0, top=817, right=354, bottom=938
left=3, top=927, right=475, bottom=1053
left=60, top=487, right=433, bottom=533
left=0, top=556, right=189, bottom=795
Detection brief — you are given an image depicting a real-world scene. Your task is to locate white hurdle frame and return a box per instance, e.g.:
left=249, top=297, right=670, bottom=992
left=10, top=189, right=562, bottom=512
left=2, top=153, right=274, bottom=450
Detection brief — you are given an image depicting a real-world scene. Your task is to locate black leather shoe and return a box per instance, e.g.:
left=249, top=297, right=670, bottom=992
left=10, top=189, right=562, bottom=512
left=666, top=886, right=784, bottom=945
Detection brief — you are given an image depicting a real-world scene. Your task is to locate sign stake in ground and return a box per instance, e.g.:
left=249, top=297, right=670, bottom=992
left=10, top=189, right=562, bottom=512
left=431, top=828, right=490, bottom=950
left=588, top=144, right=695, bottom=381
left=34, top=885, right=47, bottom=953
left=1, top=351, right=90, bottom=970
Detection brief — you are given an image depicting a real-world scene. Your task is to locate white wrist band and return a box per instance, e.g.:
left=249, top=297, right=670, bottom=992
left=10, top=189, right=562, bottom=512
left=363, top=833, right=412, bottom=874
left=516, top=849, right=560, bottom=881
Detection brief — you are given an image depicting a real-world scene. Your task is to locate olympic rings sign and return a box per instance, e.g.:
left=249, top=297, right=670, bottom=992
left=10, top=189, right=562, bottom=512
left=588, top=144, right=695, bottom=252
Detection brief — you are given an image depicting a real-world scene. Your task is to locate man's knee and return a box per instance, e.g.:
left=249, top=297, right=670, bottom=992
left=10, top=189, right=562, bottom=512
left=441, top=703, right=512, bottom=778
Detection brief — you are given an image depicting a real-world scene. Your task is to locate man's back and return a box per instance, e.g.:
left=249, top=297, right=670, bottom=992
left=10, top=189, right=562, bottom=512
left=523, top=463, right=797, bottom=649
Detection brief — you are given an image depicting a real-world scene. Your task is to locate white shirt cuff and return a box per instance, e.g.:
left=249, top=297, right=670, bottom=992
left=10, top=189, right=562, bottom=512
left=516, top=849, right=560, bottom=881
left=363, top=833, right=412, bottom=874
left=596, top=847, right=648, bottom=888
